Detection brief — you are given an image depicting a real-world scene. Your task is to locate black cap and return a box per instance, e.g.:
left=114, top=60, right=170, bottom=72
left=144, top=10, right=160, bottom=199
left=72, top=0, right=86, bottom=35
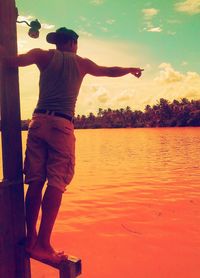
left=46, top=27, right=79, bottom=44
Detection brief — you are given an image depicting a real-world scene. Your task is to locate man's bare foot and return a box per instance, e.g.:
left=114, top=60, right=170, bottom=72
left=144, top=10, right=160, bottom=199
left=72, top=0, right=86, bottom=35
left=46, top=245, right=64, bottom=255
left=29, top=243, right=67, bottom=264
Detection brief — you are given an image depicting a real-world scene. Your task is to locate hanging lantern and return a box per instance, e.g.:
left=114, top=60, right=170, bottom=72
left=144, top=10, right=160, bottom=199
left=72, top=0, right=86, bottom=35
left=28, top=19, right=41, bottom=38
left=17, top=18, right=41, bottom=38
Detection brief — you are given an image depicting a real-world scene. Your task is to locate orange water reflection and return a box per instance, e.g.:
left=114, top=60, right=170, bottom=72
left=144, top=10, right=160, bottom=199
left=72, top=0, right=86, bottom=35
left=3, top=128, right=200, bottom=277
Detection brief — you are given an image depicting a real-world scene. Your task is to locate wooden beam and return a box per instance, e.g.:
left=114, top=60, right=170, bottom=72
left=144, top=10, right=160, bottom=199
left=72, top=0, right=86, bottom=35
left=30, top=255, right=82, bottom=278
left=59, top=257, right=82, bottom=278
left=0, top=0, right=31, bottom=277
left=0, top=0, right=22, bottom=180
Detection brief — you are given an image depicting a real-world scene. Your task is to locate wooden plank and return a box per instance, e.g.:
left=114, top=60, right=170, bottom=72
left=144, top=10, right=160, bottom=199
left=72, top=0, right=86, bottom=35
left=59, top=257, right=81, bottom=278
left=30, top=255, right=82, bottom=277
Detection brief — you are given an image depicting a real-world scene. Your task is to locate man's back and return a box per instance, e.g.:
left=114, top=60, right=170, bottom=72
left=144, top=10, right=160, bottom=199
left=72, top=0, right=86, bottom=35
left=37, top=50, right=83, bottom=117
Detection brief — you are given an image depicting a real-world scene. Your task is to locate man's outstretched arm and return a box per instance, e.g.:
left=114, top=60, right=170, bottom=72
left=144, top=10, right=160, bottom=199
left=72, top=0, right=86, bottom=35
left=0, top=47, right=50, bottom=70
left=82, top=58, right=144, bottom=78
left=0, top=47, right=38, bottom=66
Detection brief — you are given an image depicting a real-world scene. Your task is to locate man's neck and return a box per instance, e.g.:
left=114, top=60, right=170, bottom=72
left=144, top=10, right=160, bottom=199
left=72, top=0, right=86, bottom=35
left=56, top=46, right=75, bottom=53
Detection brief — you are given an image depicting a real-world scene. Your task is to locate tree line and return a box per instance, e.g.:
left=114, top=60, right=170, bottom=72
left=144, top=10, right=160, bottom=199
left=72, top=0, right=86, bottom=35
left=20, top=98, right=200, bottom=130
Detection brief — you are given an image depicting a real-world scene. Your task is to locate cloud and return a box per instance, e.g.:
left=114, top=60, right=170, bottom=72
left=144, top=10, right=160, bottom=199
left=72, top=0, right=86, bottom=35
left=91, top=85, right=109, bottom=100
left=106, top=19, right=116, bottom=25
left=147, top=27, right=162, bottom=32
left=80, top=16, right=87, bottom=21
left=167, top=19, right=181, bottom=24
left=185, top=71, right=200, bottom=81
left=100, top=26, right=108, bottom=32
left=41, top=23, right=55, bottom=30
left=155, top=63, right=184, bottom=83
left=17, top=15, right=34, bottom=22
left=77, top=85, right=110, bottom=113
left=142, top=8, right=159, bottom=19
left=152, top=63, right=200, bottom=103
left=98, top=92, right=109, bottom=103
left=79, top=16, right=91, bottom=27
left=155, top=63, right=200, bottom=84
left=116, top=90, right=134, bottom=102
left=167, top=30, right=176, bottom=35
left=175, top=0, right=200, bottom=15
left=90, top=0, right=104, bottom=5
left=78, top=29, right=93, bottom=37
left=143, top=22, right=162, bottom=33
left=181, top=61, right=188, bottom=66
left=142, top=8, right=162, bottom=33
left=166, top=20, right=179, bottom=36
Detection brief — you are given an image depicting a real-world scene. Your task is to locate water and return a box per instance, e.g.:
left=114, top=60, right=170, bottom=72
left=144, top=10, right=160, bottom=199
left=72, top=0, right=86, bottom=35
left=2, top=127, right=200, bottom=277
left=61, top=127, right=200, bottom=226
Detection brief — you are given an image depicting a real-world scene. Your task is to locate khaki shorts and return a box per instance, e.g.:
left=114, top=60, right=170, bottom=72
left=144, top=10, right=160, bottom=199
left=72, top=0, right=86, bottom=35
left=24, top=113, right=75, bottom=192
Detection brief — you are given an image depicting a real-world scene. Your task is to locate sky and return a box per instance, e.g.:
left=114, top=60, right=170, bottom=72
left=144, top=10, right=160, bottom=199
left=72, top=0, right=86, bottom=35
left=15, top=0, right=200, bottom=119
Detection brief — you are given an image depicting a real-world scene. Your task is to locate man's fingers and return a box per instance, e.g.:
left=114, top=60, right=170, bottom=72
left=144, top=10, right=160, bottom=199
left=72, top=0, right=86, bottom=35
left=131, top=68, right=144, bottom=78
left=135, top=70, right=143, bottom=78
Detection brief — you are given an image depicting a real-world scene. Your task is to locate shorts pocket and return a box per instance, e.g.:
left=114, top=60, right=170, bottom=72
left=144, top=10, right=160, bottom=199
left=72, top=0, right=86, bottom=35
left=64, top=154, right=75, bottom=185
left=51, top=122, right=73, bottom=135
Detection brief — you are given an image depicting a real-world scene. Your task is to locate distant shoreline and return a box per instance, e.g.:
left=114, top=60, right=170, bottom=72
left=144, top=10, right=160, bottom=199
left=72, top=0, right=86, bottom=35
left=20, top=125, right=200, bottom=131
left=18, top=98, right=200, bottom=129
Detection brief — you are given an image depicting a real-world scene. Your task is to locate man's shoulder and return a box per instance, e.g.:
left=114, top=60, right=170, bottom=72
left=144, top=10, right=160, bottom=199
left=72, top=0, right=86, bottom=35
left=27, top=48, right=55, bottom=70
left=75, top=56, right=93, bottom=75
left=28, top=48, right=54, bottom=58
left=75, top=55, right=93, bottom=67
left=76, top=55, right=90, bottom=62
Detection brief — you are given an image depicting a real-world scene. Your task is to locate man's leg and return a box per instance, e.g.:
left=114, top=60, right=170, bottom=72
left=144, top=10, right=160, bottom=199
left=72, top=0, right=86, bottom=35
left=31, top=185, right=63, bottom=259
left=25, top=181, right=45, bottom=251
left=29, top=117, right=75, bottom=261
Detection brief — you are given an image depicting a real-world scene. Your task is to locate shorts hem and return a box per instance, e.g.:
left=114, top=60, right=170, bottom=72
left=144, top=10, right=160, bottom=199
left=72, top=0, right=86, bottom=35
left=47, top=183, right=67, bottom=193
left=24, top=177, right=46, bottom=185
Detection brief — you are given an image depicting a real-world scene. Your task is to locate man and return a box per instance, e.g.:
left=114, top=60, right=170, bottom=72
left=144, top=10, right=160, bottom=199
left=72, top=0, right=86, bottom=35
left=2, top=27, right=143, bottom=263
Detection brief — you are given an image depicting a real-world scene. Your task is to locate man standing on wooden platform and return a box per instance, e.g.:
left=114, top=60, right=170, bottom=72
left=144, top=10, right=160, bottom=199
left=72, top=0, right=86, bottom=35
left=1, top=27, right=143, bottom=263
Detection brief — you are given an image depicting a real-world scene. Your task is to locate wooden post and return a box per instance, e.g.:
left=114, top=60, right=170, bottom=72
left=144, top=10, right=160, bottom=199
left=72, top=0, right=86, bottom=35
left=0, top=0, right=30, bottom=277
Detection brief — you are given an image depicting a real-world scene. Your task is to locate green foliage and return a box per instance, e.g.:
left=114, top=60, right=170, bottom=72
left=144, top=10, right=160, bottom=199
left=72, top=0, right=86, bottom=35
left=74, top=98, right=200, bottom=129
left=19, top=98, right=200, bottom=130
